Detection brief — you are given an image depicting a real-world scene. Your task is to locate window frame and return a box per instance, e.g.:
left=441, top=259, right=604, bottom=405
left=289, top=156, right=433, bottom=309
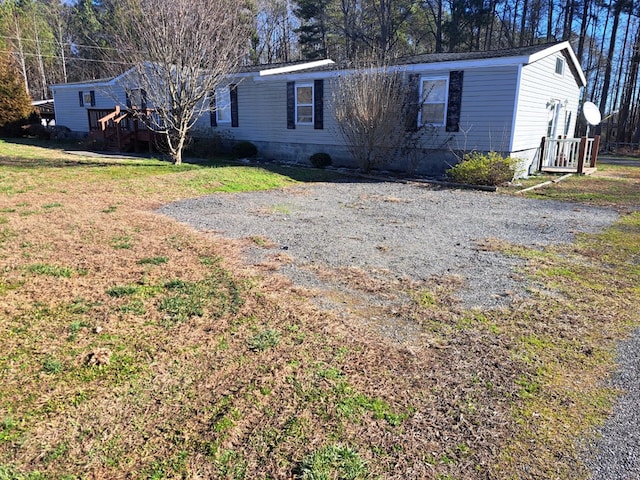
left=79, top=90, right=95, bottom=107
left=555, top=57, right=565, bottom=76
left=215, top=86, right=232, bottom=124
left=419, top=76, right=449, bottom=127
left=128, top=88, right=147, bottom=110
left=295, top=82, right=314, bottom=125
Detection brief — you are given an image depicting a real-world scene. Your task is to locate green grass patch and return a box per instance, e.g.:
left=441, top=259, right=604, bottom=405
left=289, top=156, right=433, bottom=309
left=26, top=263, right=74, bottom=278
left=247, top=329, right=281, bottom=352
left=136, top=256, right=168, bottom=266
left=110, top=235, right=133, bottom=250
left=106, top=284, right=141, bottom=297
left=42, top=202, right=63, bottom=210
left=299, top=444, right=369, bottom=480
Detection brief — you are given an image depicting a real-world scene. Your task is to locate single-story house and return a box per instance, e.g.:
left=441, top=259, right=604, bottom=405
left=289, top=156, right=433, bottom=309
left=50, top=41, right=586, bottom=175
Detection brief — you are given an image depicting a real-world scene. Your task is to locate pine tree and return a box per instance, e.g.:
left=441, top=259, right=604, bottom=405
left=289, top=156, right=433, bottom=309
left=0, top=53, right=33, bottom=128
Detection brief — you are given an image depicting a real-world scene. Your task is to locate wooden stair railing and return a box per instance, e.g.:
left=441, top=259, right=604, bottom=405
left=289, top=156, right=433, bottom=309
left=95, top=106, right=156, bottom=153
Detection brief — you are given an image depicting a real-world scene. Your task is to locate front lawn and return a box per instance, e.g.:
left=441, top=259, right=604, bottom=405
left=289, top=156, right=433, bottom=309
left=0, top=139, right=638, bottom=479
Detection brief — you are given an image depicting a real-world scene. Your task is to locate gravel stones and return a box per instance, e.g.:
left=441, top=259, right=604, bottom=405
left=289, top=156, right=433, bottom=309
left=157, top=180, right=618, bottom=309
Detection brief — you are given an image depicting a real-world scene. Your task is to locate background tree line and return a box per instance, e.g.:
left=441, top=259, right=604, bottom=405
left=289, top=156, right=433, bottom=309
left=1, top=0, right=639, bottom=144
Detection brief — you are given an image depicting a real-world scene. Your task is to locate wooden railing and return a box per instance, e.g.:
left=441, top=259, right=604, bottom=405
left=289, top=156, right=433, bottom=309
left=539, top=135, right=600, bottom=173
left=90, top=106, right=155, bottom=153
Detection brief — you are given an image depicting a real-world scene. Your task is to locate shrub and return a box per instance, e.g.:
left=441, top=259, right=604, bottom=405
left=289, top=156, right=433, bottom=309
left=447, top=151, right=519, bottom=186
left=231, top=141, right=257, bottom=159
left=184, top=135, right=224, bottom=159
left=310, top=152, right=332, bottom=168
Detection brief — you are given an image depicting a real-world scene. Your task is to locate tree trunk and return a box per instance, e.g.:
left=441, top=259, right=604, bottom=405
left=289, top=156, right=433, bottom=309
left=598, top=4, right=622, bottom=117
left=576, top=0, right=590, bottom=63
left=615, top=24, right=640, bottom=143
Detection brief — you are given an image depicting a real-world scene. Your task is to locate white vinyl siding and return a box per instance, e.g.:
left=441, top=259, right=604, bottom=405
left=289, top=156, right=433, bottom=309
left=295, top=83, right=313, bottom=124
left=512, top=52, right=581, bottom=154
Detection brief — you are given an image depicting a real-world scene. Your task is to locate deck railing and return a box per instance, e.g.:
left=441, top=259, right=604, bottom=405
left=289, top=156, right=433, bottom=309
left=539, top=135, right=600, bottom=173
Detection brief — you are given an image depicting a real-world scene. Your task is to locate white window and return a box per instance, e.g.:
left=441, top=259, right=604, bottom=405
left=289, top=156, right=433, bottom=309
left=555, top=57, right=565, bottom=76
left=216, top=86, right=231, bottom=123
left=420, top=77, right=448, bottom=126
left=295, top=83, right=313, bottom=124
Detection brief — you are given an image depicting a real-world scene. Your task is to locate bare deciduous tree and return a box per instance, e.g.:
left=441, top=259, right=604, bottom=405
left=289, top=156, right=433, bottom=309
left=113, top=0, right=252, bottom=164
left=332, top=65, right=425, bottom=172
left=332, top=66, right=406, bottom=171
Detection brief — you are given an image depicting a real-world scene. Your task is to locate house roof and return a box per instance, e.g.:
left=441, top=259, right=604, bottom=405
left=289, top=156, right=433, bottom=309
left=49, top=41, right=585, bottom=89
left=250, top=41, right=586, bottom=87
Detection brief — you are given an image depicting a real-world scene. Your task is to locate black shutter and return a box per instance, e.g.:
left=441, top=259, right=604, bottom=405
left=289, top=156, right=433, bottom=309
left=406, top=74, right=420, bottom=132
left=446, top=71, right=463, bottom=132
left=286, top=81, right=295, bottom=129
left=125, top=92, right=132, bottom=108
left=313, top=79, right=323, bottom=129
left=209, top=92, right=217, bottom=127
left=90, top=90, right=96, bottom=107
left=230, top=84, right=239, bottom=128
left=141, top=89, right=148, bottom=110
left=79, top=91, right=84, bottom=107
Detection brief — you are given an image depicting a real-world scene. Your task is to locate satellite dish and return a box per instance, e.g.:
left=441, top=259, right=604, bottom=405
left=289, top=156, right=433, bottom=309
left=583, top=102, right=602, bottom=126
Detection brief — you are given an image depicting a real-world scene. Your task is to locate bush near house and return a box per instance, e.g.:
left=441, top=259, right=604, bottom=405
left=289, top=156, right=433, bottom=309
left=310, top=152, right=332, bottom=168
left=231, top=141, right=258, bottom=159
left=447, top=151, right=519, bottom=186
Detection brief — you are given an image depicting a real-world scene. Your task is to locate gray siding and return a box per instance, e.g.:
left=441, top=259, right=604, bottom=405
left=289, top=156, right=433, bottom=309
left=52, top=84, right=127, bottom=133
left=198, top=67, right=520, bottom=173
left=452, top=66, right=519, bottom=153
left=512, top=52, right=581, bottom=166
left=195, top=75, right=338, bottom=160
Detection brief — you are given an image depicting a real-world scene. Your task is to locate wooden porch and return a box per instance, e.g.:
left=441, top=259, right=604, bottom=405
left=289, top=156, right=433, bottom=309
left=88, top=106, right=159, bottom=153
left=539, top=135, right=600, bottom=174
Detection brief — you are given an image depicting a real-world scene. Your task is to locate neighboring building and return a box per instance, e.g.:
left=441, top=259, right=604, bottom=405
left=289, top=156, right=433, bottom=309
left=32, top=100, right=56, bottom=126
left=50, top=41, right=586, bottom=176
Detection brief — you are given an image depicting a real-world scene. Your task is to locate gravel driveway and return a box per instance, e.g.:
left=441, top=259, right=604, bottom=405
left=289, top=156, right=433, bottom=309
left=158, top=178, right=634, bottom=477
left=158, top=179, right=617, bottom=308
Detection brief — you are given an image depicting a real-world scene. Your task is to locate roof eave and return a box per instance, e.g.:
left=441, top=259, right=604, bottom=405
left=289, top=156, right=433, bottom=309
left=527, top=41, right=587, bottom=86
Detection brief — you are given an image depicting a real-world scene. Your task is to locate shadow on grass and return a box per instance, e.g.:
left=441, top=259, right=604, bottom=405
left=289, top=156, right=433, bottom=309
left=1, top=137, right=386, bottom=184
left=186, top=156, right=386, bottom=184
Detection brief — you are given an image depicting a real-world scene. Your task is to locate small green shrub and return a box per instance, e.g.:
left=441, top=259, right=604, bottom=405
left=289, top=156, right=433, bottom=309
left=309, top=152, right=332, bottom=169
left=231, top=141, right=257, bottom=159
left=447, top=151, right=519, bottom=186
left=185, top=135, right=225, bottom=159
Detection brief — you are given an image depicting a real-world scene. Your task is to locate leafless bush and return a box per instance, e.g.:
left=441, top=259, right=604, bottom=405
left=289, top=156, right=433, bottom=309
left=331, top=65, right=408, bottom=172
left=332, top=64, right=444, bottom=173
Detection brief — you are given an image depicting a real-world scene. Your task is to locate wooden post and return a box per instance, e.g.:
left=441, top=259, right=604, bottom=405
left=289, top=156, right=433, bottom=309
left=538, top=136, right=546, bottom=171
left=590, top=135, right=600, bottom=167
left=577, top=136, right=587, bottom=174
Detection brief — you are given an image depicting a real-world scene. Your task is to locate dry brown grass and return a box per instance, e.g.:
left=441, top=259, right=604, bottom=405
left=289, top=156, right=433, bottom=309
left=0, top=140, right=639, bottom=479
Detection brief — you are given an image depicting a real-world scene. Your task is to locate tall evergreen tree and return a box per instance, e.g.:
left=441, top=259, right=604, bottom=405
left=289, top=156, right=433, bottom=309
left=0, top=52, right=33, bottom=127
left=294, top=0, right=331, bottom=60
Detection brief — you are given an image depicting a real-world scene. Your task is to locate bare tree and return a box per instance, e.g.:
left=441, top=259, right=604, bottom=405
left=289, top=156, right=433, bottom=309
left=113, top=0, right=252, bottom=164
left=332, top=64, right=431, bottom=172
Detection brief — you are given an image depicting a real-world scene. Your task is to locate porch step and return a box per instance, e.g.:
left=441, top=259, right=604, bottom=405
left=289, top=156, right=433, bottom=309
left=541, top=166, right=597, bottom=175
